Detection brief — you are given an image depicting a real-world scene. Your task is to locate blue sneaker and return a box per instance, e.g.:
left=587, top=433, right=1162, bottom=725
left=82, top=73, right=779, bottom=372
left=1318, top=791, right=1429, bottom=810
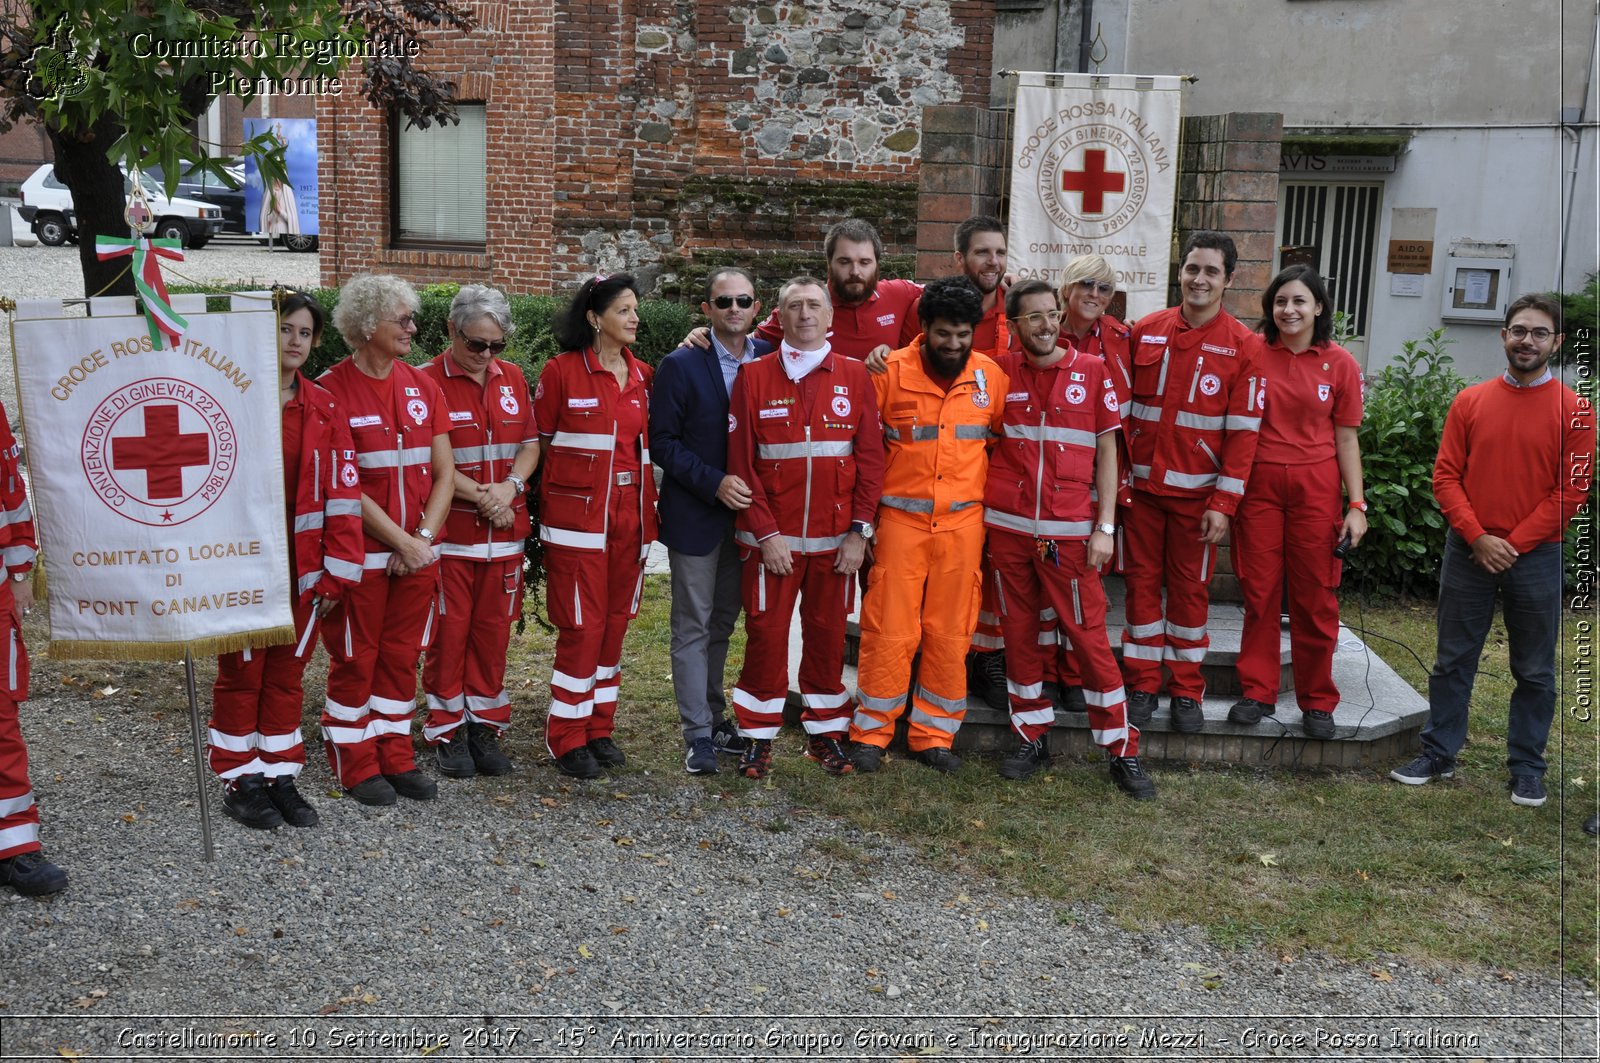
left=1509, top=774, right=1547, bottom=807
left=1388, top=752, right=1455, bottom=786
left=685, top=737, right=719, bottom=775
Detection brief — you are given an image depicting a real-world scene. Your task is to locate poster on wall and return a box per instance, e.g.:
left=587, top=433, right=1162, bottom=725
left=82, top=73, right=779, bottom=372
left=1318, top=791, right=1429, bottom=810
left=1008, top=72, right=1183, bottom=323
left=244, top=117, right=319, bottom=237
left=11, top=296, right=293, bottom=660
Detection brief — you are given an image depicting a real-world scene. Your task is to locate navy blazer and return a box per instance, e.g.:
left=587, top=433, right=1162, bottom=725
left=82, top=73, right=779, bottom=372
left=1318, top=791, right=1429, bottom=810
left=649, top=336, right=773, bottom=555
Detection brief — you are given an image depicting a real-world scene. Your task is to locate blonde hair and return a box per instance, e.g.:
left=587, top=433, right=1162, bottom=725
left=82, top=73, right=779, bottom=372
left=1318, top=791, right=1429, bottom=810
left=1057, top=254, right=1116, bottom=303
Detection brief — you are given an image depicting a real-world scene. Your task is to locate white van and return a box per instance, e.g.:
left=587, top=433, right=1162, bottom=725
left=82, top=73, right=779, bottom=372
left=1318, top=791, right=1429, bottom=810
left=17, top=164, right=225, bottom=249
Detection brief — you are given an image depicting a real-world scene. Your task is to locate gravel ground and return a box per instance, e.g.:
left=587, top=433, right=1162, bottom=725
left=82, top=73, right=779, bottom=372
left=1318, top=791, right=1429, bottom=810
left=0, top=241, right=1595, bottom=1061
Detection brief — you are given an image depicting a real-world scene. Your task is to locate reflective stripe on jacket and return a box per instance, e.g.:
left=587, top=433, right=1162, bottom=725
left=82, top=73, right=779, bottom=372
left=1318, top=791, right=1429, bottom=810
left=423, top=353, right=535, bottom=561
left=291, top=371, right=365, bottom=601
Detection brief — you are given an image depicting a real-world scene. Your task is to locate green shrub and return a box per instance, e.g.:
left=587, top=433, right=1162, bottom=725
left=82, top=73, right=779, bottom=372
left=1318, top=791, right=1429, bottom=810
left=1556, top=272, right=1598, bottom=366
left=1347, top=327, right=1468, bottom=598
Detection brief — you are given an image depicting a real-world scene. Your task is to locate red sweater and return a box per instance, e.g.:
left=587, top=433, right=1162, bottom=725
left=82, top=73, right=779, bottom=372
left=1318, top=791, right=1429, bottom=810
left=1433, top=376, right=1595, bottom=551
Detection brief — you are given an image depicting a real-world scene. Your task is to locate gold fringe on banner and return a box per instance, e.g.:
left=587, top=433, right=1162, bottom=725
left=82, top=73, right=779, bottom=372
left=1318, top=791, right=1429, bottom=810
left=48, top=625, right=298, bottom=663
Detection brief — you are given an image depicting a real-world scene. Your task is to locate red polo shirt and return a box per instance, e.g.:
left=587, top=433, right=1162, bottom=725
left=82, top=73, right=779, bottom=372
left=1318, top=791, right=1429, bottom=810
left=1250, top=338, right=1363, bottom=464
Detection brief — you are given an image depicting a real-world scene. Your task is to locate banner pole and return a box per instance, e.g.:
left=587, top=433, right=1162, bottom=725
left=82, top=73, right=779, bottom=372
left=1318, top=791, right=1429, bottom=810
left=183, top=650, right=215, bottom=863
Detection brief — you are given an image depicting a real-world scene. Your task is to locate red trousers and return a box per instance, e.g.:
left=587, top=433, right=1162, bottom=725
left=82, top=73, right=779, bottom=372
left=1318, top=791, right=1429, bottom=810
left=544, top=485, right=644, bottom=758
left=732, top=551, right=852, bottom=739
left=1233, top=458, right=1343, bottom=712
left=0, top=588, right=38, bottom=859
left=971, top=555, right=1004, bottom=652
left=990, top=529, right=1136, bottom=753
left=423, top=556, right=521, bottom=742
left=211, top=595, right=314, bottom=781
left=321, top=565, right=438, bottom=786
left=850, top=519, right=983, bottom=752
left=1121, top=490, right=1215, bottom=699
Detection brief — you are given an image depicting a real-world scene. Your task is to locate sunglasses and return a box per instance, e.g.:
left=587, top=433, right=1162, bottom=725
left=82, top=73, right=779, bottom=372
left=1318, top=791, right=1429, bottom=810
left=711, top=294, right=755, bottom=310
left=1076, top=280, right=1115, bottom=296
left=462, top=337, right=509, bottom=354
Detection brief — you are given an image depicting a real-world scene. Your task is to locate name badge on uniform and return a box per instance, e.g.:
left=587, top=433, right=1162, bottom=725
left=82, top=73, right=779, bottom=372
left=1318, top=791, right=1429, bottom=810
left=1201, top=343, right=1236, bottom=357
left=1006, top=391, right=1029, bottom=403
left=569, top=397, right=599, bottom=409
left=450, top=410, right=474, bottom=422
left=759, top=408, right=788, bottom=420
left=349, top=414, right=382, bottom=428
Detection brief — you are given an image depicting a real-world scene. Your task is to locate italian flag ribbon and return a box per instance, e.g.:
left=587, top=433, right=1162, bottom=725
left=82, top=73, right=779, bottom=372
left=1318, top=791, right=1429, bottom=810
left=94, top=236, right=187, bottom=350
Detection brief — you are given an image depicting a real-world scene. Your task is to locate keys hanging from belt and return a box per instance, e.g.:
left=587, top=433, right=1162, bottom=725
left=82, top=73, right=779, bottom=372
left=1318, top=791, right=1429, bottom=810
left=1036, top=537, right=1058, bottom=566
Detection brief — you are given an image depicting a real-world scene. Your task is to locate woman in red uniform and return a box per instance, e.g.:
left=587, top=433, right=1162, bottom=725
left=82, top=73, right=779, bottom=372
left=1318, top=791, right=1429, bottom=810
left=421, top=285, right=539, bottom=778
left=533, top=273, right=658, bottom=779
left=209, top=291, right=365, bottom=828
left=320, top=275, right=455, bottom=804
left=1228, top=265, right=1367, bottom=739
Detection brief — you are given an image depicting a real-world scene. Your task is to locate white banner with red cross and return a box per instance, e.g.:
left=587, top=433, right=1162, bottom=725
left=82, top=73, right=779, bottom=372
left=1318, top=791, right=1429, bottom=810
left=1008, top=72, right=1183, bottom=323
left=10, top=293, right=294, bottom=660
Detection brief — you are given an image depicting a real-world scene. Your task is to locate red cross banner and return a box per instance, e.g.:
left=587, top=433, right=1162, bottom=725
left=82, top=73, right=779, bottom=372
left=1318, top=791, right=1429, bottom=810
left=10, top=294, right=294, bottom=660
left=1008, top=72, right=1183, bottom=322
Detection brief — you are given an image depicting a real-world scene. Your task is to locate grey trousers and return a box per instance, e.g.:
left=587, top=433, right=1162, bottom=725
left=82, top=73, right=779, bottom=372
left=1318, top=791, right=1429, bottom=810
left=668, top=529, right=743, bottom=744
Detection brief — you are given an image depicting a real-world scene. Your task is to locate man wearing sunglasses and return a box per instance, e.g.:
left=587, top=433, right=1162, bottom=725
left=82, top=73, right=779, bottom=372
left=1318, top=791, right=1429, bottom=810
left=1391, top=293, right=1594, bottom=810
left=650, top=268, right=773, bottom=775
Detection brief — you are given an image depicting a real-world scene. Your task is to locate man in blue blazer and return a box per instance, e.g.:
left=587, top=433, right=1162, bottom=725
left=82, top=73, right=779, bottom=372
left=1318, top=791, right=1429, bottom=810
left=650, top=267, right=773, bottom=774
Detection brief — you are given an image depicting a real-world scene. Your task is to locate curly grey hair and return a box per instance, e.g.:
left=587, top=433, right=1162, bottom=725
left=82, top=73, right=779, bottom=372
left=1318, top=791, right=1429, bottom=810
left=449, top=284, right=516, bottom=336
left=332, top=274, right=421, bottom=348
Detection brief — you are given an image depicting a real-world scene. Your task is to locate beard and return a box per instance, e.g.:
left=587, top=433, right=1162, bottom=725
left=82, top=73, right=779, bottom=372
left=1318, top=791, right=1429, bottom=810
left=926, top=345, right=973, bottom=380
left=832, top=271, right=879, bottom=306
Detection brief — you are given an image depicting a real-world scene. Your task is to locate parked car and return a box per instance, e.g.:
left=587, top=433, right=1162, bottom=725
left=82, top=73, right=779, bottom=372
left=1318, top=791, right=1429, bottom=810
left=142, top=162, right=247, bottom=234
left=17, top=164, right=225, bottom=249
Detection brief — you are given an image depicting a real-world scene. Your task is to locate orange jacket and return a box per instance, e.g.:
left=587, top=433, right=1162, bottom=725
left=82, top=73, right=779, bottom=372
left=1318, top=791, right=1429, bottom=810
left=873, top=337, right=1007, bottom=533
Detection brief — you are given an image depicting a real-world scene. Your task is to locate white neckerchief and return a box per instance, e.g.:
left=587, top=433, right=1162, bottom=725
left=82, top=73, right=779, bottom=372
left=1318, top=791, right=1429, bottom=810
left=780, top=340, right=829, bottom=382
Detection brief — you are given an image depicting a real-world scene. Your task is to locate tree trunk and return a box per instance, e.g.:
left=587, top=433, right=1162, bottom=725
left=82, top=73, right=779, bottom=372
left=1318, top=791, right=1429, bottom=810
left=47, top=114, right=134, bottom=299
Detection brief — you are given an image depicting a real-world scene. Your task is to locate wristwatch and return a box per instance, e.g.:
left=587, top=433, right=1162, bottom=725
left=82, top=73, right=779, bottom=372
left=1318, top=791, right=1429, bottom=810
left=849, top=521, right=874, bottom=542
left=1348, top=499, right=1368, bottom=513
left=506, top=473, right=527, bottom=496
left=9, top=572, right=25, bottom=583
left=417, top=527, right=436, bottom=542
left=1095, top=522, right=1116, bottom=536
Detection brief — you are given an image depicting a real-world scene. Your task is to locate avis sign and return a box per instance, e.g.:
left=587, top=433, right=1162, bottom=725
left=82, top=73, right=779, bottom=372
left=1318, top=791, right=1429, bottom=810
left=12, top=295, right=293, bottom=659
left=1008, top=72, right=1183, bottom=322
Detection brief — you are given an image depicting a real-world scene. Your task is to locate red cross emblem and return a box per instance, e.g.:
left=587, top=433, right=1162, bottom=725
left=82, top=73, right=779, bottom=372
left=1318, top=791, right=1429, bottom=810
left=1061, top=148, right=1127, bottom=215
left=111, top=403, right=209, bottom=500
left=81, top=378, right=237, bottom=527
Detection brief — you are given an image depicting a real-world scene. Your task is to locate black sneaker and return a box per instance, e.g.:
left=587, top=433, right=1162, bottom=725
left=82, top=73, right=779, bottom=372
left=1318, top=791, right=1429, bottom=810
left=1109, top=756, right=1157, bottom=800
left=849, top=741, right=884, bottom=774
left=467, top=723, right=513, bottom=776
left=222, top=775, right=284, bottom=830
left=739, top=738, right=774, bottom=779
left=711, top=719, right=749, bottom=756
left=1585, top=813, right=1599, bottom=837
left=1170, top=696, right=1204, bottom=733
left=684, top=737, right=719, bottom=776
left=588, top=737, right=626, bottom=769
left=1509, top=774, right=1548, bottom=807
left=266, top=777, right=319, bottom=828
left=803, top=735, right=855, bottom=776
left=1227, top=696, right=1275, bottom=725
left=1063, top=686, right=1088, bottom=714
left=998, top=735, right=1051, bottom=780
left=0, top=850, right=67, bottom=896
left=1127, top=689, right=1158, bottom=727
left=384, top=769, right=439, bottom=801
left=435, top=733, right=477, bottom=778
left=1389, top=752, right=1456, bottom=785
left=970, top=650, right=1008, bottom=712
left=555, top=745, right=603, bottom=779
left=915, top=747, right=962, bottom=773
left=1301, top=710, right=1335, bottom=740
left=346, top=774, right=398, bottom=806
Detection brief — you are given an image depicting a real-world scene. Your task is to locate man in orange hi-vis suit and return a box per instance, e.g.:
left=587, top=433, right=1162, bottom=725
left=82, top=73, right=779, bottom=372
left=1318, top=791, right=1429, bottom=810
left=847, top=277, right=1006, bottom=773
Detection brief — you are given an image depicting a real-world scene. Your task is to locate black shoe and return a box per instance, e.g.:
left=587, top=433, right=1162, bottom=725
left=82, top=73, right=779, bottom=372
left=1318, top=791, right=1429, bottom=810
left=1389, top=752, right=1456, bottom=785
left=0, top=850, right=67, bottom=896
left=588, top=737, right=626, bottom=769
left=435, top=733, right=477, bottom=778
left=467, top=723, right=513, bottom=776
left=711, top=719, right=749, bottom=756
left=970, top=650, right=1008, bottom=712
left=266, top=777, right=319, bottom=827
left=222, top=775, right=284, bottom=830
left=346, top=775, right=398, bottom=806
left=1227, top=696, right=1275, bottom=725
left=849, top=741, right=883, bottom=774
left=998, top=735, right=1051, bottom=780
left=1063, top=685, right=1088, bottom=714
left=1109, top=756, right=1157, bottom=800
left=555, top=745, right=604, bottom=779
left=915, top=747, right=962, bottom=773
left=1170, top=696, right=1204, bottom=733
left=384, top=769, right=439, bottom=801
left=1585, top=813, right=1599, bottom=837
left=1301, top=710, right=1335, bottom=740
left=1509, top=774, right=1548, bottom=808
left=1127, top=689, right=1158, bottom=727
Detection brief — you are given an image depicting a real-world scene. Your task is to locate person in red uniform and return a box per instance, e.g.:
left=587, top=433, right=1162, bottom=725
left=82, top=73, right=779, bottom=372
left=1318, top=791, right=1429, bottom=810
left=209, top=291, right=364, bottom=829
left=421, top=285, right=538, bottom=779
left=0, top=402, right=65, bottom=894
left=1228, top=266, right=1366, bottom=739
left=728, top=276, right=886, bottom=778
left=534, top=273, right=658, bottom=780
left=1120, top=231, right=1263, bottom=733
left=320, top=275, right=455, bottom=805
left=955, top=215, right=1012, bottom=358
left=983, top=279, right=1155, bottom=797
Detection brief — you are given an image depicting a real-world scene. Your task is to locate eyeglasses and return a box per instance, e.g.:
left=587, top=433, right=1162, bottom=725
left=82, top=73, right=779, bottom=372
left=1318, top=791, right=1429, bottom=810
left=1075, top=280, right=1115, bottom=296
left=1506, top=325, right=1556, bottom=341
left=462, top=337, right=508, bottom=354
left=385, top=313, right=417, bottom=329
left=711, top=294, right=756, bottom=310
left=1013, top=310, right=1062, bottom=327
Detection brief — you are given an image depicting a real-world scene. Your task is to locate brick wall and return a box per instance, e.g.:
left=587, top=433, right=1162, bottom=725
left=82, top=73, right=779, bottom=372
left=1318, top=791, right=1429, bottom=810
left=1177, top=112, right=1283, bottom=321
left=913, top=105, right=1008, bottom=280
left=317, top=0, right=995, bottom=297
